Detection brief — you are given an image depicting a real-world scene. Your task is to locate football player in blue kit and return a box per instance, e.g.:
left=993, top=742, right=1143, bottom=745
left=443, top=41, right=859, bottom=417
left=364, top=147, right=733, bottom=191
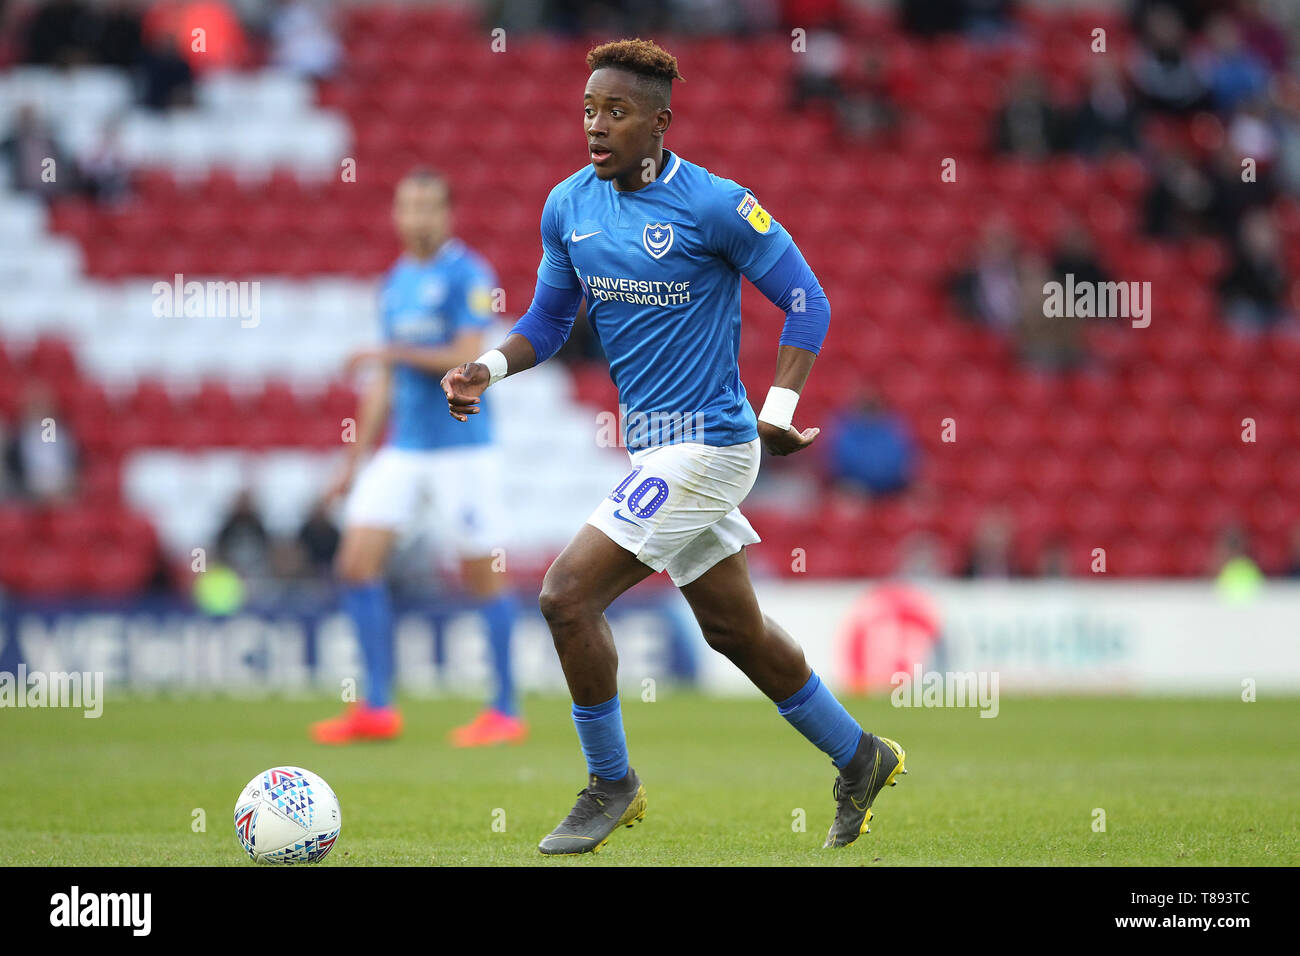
left=441, top=40, right=905, bottom=853
left=313, top=169, right=525, bottom=749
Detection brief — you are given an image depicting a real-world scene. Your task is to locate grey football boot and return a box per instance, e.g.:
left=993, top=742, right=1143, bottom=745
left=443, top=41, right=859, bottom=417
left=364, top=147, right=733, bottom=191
left=824, top=733, right=907, bottom=848
left=538, top=768, right=647, bottom=855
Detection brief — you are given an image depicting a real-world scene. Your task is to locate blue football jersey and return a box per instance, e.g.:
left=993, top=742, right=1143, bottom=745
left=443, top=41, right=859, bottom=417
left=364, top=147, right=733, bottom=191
left=380, top=238, right=496, bottom=450
left=537, top=150, right=793, bottom=449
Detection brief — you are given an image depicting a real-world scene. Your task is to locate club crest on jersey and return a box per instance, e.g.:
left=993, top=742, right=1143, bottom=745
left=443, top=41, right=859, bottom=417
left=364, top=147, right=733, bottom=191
left=420, top=278, right=447, bottom=307
left=735, top=193, right=772, bottom=234
left=642, top=223, right=674, bottom=259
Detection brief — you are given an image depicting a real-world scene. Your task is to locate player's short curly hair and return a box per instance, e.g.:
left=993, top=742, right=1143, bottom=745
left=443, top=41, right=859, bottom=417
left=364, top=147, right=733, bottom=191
left=586, top=38, right=684, bottom=109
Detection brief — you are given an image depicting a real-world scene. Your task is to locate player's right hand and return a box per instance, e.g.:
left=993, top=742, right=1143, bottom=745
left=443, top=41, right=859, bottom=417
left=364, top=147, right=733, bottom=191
left=441, top=363, right=490, bottom=421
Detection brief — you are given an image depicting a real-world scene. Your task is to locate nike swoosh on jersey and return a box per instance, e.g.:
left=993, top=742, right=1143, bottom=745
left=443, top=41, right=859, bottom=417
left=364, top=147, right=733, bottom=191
left=571, top=229, right=602, bottom=242
left=612, top=509, right=640, bottom=526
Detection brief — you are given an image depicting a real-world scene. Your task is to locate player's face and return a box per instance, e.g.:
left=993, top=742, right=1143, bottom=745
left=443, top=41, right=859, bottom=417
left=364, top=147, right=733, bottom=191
left=584, top=68, right=668, bottom=188
left=392, top=178, right=450, bottom=253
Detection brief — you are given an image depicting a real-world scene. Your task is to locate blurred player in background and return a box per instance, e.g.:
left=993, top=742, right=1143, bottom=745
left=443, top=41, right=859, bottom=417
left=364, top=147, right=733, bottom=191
left=442, top=40, right=905, bottom=853
left=311, top=168, right=525, bottom=747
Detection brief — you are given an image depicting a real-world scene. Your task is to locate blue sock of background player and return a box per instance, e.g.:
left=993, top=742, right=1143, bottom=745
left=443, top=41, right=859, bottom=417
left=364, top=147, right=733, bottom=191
left=342, top=581, right=395, bottom=709
left=479, top=592, right=518, bottom=715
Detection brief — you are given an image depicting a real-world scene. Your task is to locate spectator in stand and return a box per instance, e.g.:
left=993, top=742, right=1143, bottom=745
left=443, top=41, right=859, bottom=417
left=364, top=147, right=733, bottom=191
left=215, top=489, right=270, bottom=579
left=1017, top=252, right=1086, bottom=372
left=1050, top=220, right=1110, bottom=291
left=1207, top=138, right=1278, bottom=241
left=1129, top=3, right=1211, bottom=115
left=0, top=104, right=78, bottom=200
left=897, top=0, right=964, bottom=37
left=4, top=384, right=79, bottom=503
left=135, top=29, right=194, bottom=110
left=1219, top=207, right=1291, bottom=332
left=1226, top=96, right=1280, bottom=174
left=20, top=0, right=98, bottom=65
left=950, top=217, right=1025, bottom=334
left=961, top=510, right=1021, bottom=579
left=1069, top=59, right=1139, bottom=156
left=1041, top=220, right=1104, bottom=370
left=1198, top=13, right=1270, bottom=113
left=78, top=114, right=133, bottom=205
left=297, top=500, right=341, bottom=576
left=269, top=0, right=341, bottom=80
left=992, top=71, right=1066, bottom=158
left=826, top=389, right=917, bottom=498
left=97, top=0, right=146, bottom=68
left=952, top=216, right=1086, bottom=374
left=790, top=25, right=848, bottom=112
left=834, top=42, right=900, bottom=144
left=1142, top=149, right=1214, bottom=238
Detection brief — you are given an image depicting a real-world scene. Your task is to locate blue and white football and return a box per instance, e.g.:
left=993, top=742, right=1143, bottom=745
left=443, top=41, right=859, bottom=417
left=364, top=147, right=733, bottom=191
left=234, top=766, right=341, bottom=864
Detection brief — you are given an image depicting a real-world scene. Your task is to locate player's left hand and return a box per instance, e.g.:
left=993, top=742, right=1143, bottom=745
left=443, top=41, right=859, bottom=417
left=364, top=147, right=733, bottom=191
left=758, top=420, right=820, bottom=456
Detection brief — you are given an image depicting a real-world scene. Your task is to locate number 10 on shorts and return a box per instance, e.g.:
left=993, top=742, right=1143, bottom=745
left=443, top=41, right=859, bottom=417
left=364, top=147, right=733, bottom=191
left=608, top=466, right=670, bottom=519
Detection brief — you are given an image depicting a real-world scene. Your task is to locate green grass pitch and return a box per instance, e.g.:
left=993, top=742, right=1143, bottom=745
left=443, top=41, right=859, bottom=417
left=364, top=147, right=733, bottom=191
left=2, top=693, right=1297, bottom=866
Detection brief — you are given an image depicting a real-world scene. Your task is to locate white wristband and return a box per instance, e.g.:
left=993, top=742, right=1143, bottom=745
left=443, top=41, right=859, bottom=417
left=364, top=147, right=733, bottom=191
left=758, top=386, right=799, bottom=431
left=475, top=349, right=508, bottom=386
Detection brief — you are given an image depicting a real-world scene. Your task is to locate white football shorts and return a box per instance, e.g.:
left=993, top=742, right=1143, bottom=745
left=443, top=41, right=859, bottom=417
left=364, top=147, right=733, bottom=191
left=342, top=444, right=507, bottom=558
left=586, top=438, right=762, bottom=587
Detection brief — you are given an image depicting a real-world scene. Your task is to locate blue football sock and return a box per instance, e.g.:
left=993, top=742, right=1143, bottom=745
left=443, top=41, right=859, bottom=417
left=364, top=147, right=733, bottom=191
left=480, top=592, right=518, bottom=716
left=342, top=581, right=394, bottom=709
left=776, top=671, right=863, bottom=768
left=571, top=694, right=629, bottom=781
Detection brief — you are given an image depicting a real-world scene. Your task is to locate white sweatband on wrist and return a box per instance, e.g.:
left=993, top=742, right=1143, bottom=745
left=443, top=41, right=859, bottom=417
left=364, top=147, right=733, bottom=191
left=476, top=349, right=508, bottom=386
left=758, top=386, right=799, bottom=431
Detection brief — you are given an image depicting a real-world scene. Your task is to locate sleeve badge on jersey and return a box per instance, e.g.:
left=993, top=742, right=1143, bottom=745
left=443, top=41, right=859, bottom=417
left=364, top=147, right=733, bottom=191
left=735, top=193, right=772, bottom=234
left=469, top=285, right=495, bottom=316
